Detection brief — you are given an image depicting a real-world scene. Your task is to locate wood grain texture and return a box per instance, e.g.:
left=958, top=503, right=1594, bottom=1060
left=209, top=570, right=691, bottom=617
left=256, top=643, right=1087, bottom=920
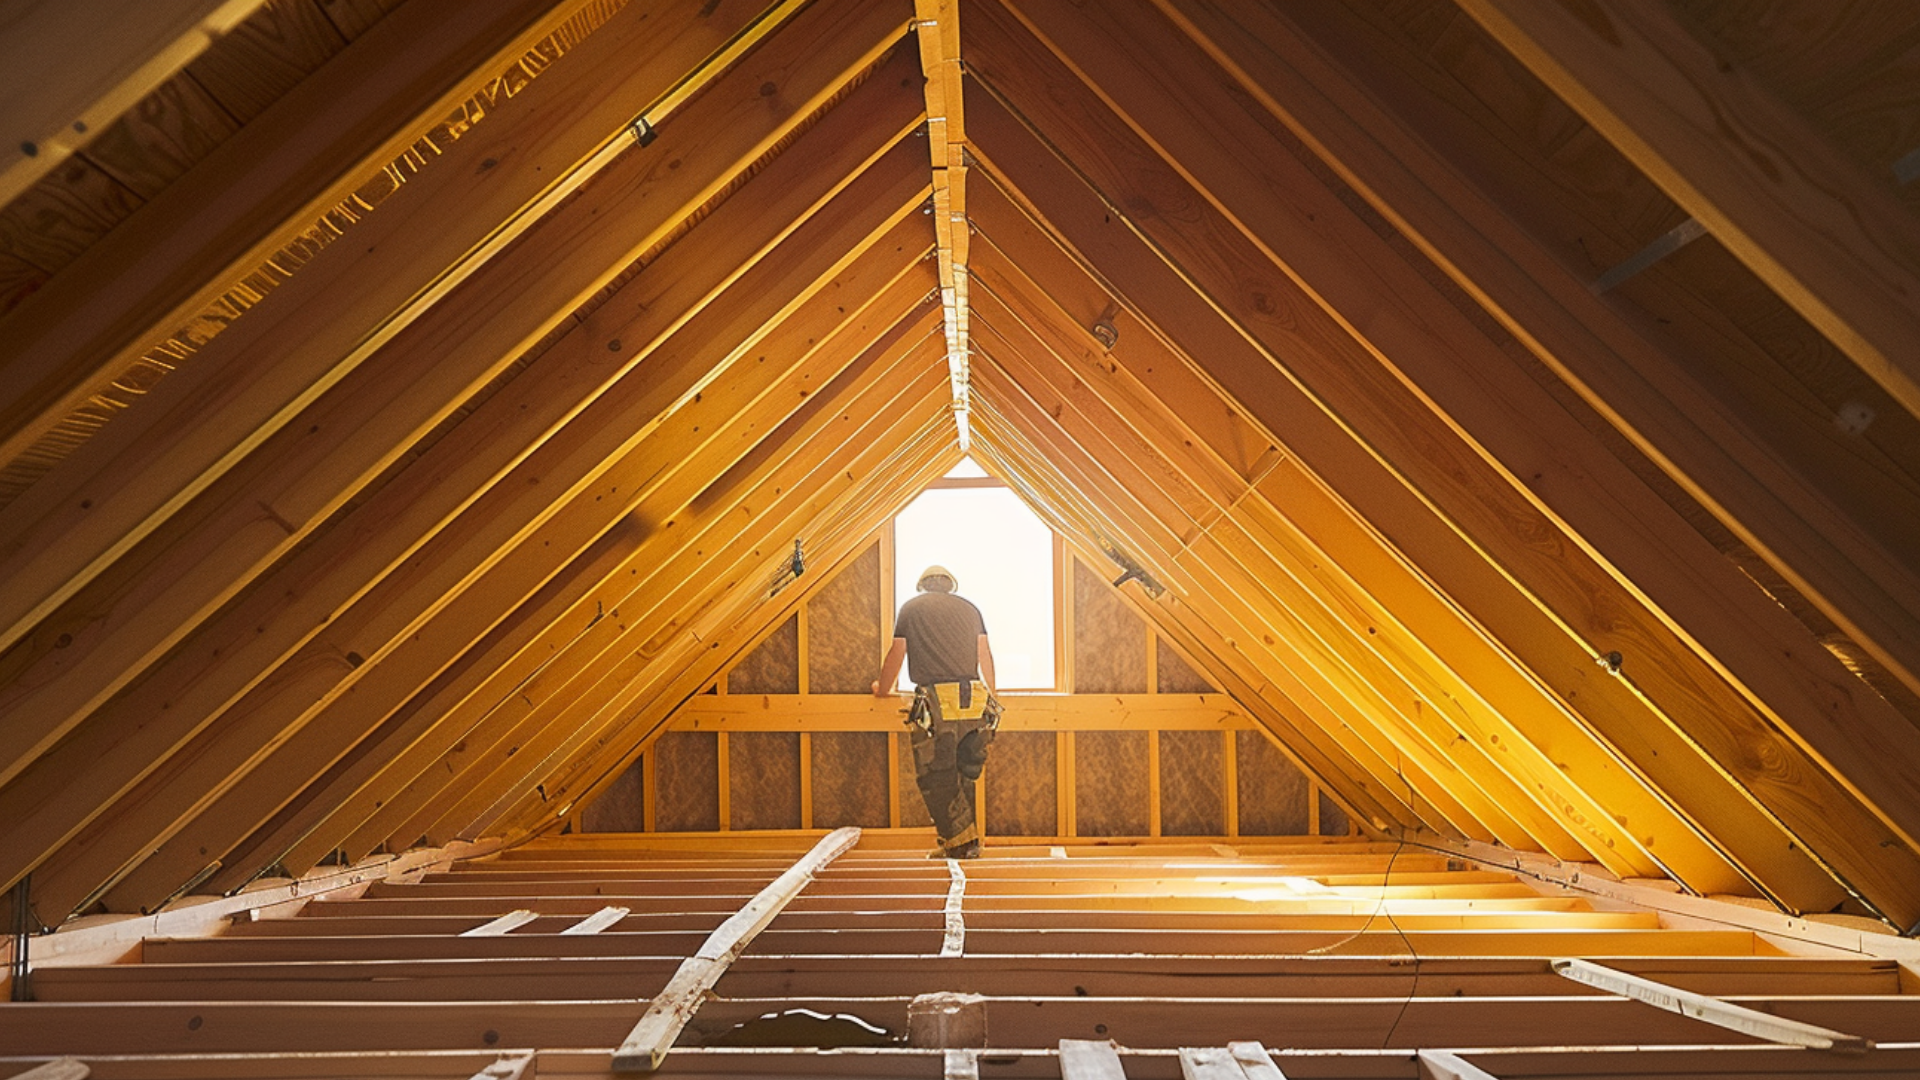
left=805, top=541, right=882, bottom=694
left=1074, top=730, right=1150, bottom=837
left=1158, top=728, right=1225, bottom=836
left=654, top=731, right=720, bottom=833
left=1236, top=730, right=1311, bottom=836
left=1071, top=558, right=1147, bottom=693
left=982, top=730, right=1055, bottom=837
left=186, top=0, right=349, bottom=124
left=580, top=758, right=645, bottom=833
left=729, top=732, right=802, bottom=831
left=809, top=731, right=889, bottom=828
left=1155, top=637, right=1213, bottom=694
left=0, top=157, right=143, bottom=276
left=79, top=72, right=241, bottom=200
left=316, top=0, right=405, bottom=41
left=729, top=615, right=801, bottom=695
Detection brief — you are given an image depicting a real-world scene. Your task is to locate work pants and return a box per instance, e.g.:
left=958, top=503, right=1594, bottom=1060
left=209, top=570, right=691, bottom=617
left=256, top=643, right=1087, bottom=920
left=910, top=717, right=993, bottom=846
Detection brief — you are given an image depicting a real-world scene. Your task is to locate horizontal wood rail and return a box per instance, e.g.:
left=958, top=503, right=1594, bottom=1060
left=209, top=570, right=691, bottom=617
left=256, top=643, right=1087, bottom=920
left=674, top=693, right=1255, bottom=731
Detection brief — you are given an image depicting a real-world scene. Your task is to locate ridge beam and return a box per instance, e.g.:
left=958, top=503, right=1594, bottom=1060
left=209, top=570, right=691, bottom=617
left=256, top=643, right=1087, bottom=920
left=915, top=0, right=970, bottom=448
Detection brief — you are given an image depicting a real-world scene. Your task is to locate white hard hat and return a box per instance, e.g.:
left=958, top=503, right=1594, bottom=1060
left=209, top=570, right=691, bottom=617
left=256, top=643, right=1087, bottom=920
left=917, top=565, right=957, bottom=591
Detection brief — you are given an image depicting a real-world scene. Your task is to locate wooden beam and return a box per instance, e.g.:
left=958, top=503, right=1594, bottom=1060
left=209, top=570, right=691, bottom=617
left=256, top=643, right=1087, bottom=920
left=964, top=171, right=1737, bottom=886
left=970, top=353, right=1516, bottom=848
left=0, top=35, right=931, bottom=920
left=1452, top=0, right=1920, bottom=425
left=0, top=0, right=802, bottom=799
left=914, top=0, right=970, bottom=447
left=969, top=245, right=1646, bottom=872
left=608, top=834, right=864, bottom=1070
left=259, top=242, right=937, bottom=882
left=1169, top=0, right=1920, bottom=710
left=84, top=210, right=936, bottom=916
left=0, top=0, right=781, bottom=683
left=384, top=357, right=955, bottom=843
left=475, top=414, right=960, bottom=843
left=962, top=18, right=1890, bottom=916
left=0, top=0, right=266, bottom=205
left=320, top=317, right=944, bottom=869
left=1551, top=957, right=1873, bottom=1052
left=670, top=694, right=1256, bottom=731
left=0, top=0, right=574, bottom=474
left=361, top=314, right=948, bottom=853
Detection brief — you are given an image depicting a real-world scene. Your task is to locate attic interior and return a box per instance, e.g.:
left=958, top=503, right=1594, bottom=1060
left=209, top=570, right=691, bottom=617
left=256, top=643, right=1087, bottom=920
left=2, top=0, right=1920, bottom=1074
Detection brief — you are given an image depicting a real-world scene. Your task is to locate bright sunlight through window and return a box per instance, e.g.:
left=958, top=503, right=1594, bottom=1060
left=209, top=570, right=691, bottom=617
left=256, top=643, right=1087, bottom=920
left=893, top=460, right=1055, bottom=690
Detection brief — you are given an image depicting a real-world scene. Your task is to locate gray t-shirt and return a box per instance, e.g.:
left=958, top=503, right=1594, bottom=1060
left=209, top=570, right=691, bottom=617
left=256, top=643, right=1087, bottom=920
left=894, top=591, right=987, bottom=686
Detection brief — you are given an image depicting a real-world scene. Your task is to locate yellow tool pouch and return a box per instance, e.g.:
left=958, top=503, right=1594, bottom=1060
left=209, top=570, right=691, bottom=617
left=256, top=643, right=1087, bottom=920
left=934, top=680, right=991, bottom=721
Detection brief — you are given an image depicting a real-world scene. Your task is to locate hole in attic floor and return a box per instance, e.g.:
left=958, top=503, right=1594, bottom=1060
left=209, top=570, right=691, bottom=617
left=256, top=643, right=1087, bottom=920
left=708, top=1008, right=897, bottom=1049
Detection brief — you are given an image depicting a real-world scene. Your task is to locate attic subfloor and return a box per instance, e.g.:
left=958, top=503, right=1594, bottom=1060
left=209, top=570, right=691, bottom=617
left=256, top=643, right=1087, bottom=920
left=3, top=833, right=1918, bottom=1077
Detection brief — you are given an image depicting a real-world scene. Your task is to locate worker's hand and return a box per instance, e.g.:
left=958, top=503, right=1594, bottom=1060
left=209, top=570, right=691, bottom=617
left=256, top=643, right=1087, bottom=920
left=871, top=679, right=887, bottom=697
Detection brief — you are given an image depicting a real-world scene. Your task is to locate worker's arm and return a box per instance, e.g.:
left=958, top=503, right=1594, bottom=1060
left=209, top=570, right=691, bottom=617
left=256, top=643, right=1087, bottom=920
left=872, top=637, right=907, bottom=696
left=977, top=634, right=997, bottom=695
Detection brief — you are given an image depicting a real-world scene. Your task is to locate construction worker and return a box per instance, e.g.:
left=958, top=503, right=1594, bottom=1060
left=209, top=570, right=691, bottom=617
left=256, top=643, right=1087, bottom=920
left=872, top=565, right=1000, bottom=859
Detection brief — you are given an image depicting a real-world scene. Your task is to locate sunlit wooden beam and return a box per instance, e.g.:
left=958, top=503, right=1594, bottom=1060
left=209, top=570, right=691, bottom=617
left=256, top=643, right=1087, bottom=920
left=915, top=0, right=971, bottom=448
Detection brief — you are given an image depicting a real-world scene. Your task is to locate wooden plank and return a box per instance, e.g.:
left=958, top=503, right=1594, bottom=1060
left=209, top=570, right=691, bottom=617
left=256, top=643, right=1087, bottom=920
left=0, top=1060, right=88, bottom=1080
left=560, top=906, right=631, bottom=936
left=1418, top=1051, right=1500, bottom=1080
left=1180, top=1047, right=1248, bottom=1080
left=469, top=1052, right=533, bottom=1080
left=456, top=909, right=537, bottom=937
left=1453, top=0, right=1920, bottom=428
left=612, top=826, right=862, bottom=1071
left=670, top=694, right=1256, bottom=731
left=1551, top=957, right=1874, bottom=1052
left=1059, top=1040, right=1128, bottom=1080
left=1229, top=1042, right=1287, bottom=1080
left=0, top=0, right=265, bottom=205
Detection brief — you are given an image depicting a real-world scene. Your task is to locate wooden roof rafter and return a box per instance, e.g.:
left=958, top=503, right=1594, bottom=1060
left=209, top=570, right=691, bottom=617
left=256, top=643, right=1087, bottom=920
left=915, top=0, right=973, bottom=449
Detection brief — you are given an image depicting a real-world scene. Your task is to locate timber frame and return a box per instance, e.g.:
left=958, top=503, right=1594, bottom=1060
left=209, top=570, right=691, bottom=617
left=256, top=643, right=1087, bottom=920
left=2, top=0, right=1919, bottom=1069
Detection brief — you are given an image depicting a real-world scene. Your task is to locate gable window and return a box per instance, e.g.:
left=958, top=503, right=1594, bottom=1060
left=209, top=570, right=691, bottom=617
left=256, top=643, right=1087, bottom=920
left=892, top=458, right=1056, bottom=690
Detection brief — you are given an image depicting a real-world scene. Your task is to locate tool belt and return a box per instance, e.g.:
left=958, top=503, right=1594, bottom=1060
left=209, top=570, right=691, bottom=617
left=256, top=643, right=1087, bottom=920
left=905, top=680, right=1002, bottom=733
